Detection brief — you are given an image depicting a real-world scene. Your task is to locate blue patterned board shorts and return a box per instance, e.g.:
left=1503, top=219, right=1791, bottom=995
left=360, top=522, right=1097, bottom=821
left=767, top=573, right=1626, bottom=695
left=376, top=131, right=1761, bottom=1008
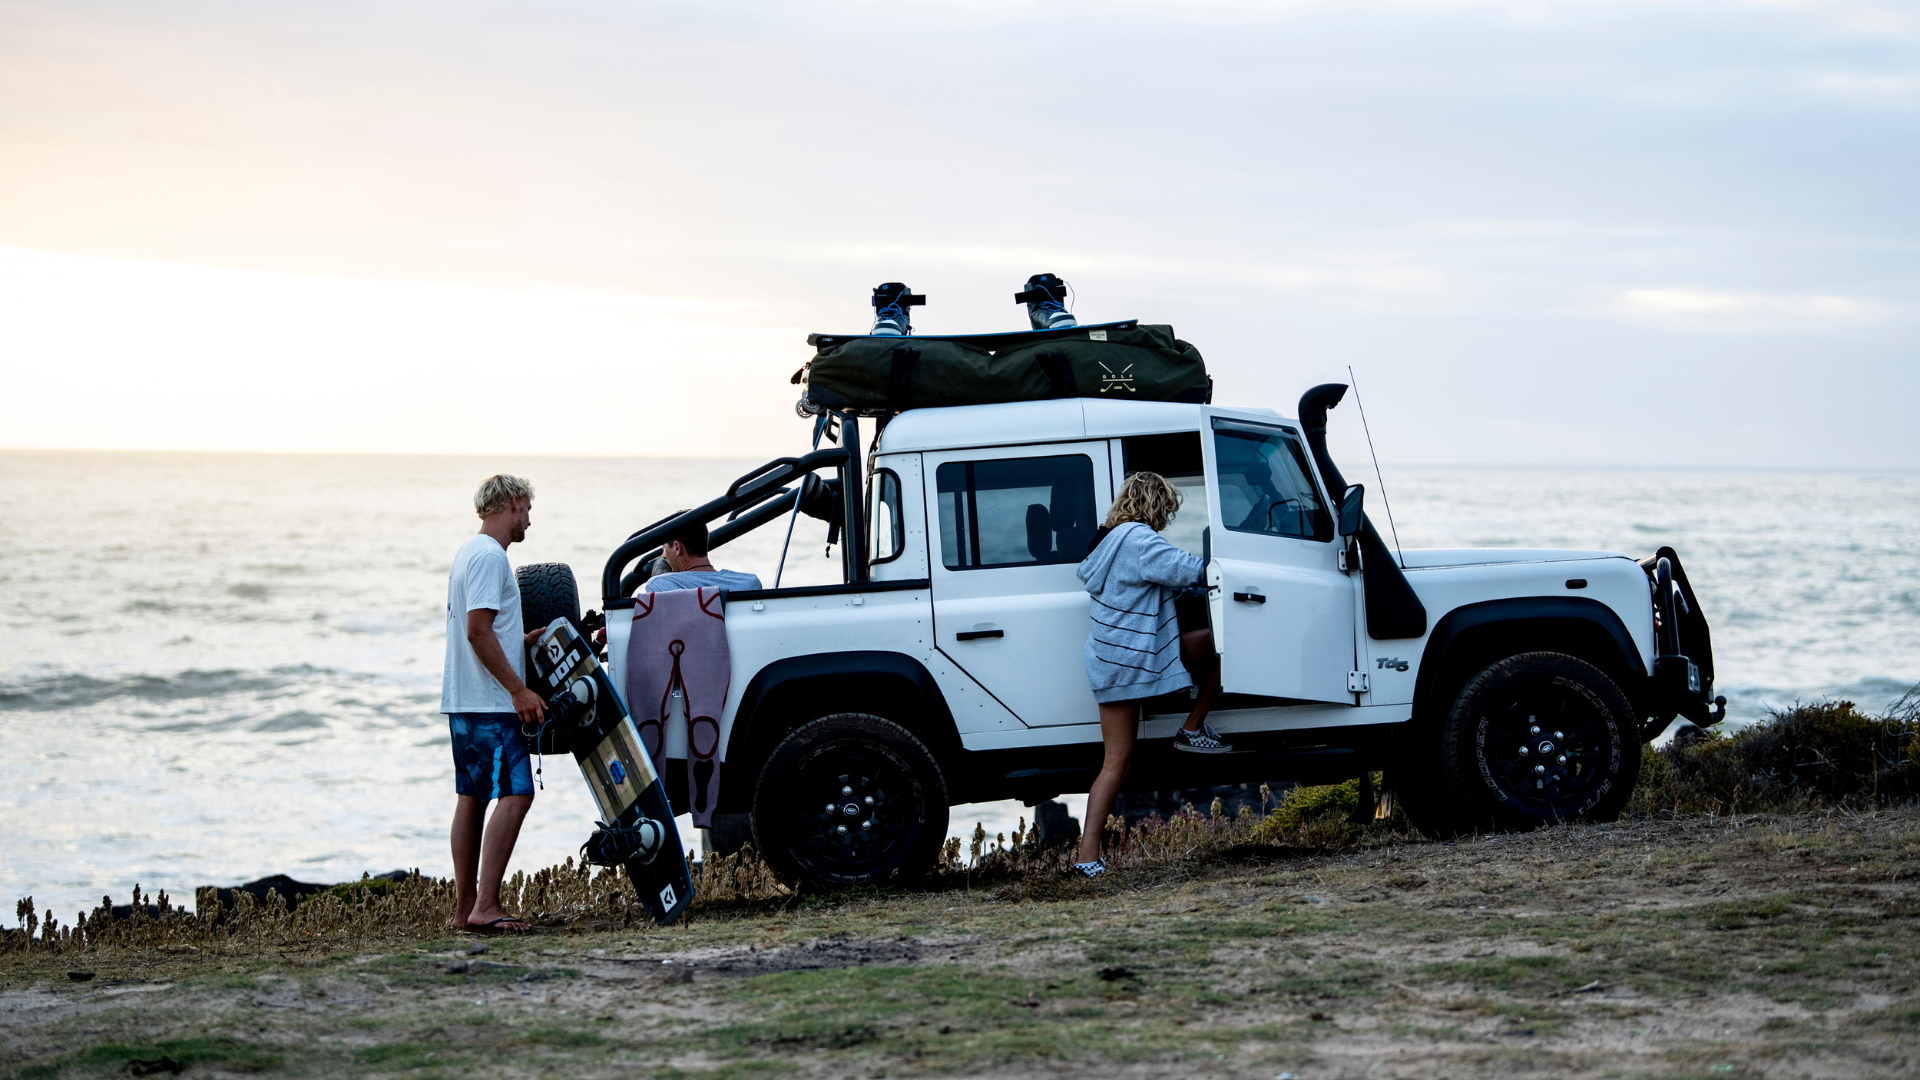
left=448, top=713, right=535, bottom=800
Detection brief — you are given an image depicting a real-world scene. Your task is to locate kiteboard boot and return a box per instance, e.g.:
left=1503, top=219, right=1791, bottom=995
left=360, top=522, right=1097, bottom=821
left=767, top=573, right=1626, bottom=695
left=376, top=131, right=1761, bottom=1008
left=1015, top=272, right=1077, bottom=330
left=870, top=281, right=925, bottom=336
left=543, top=674, right=596, bottom=727
left=582, top=816, right=668, bottom=867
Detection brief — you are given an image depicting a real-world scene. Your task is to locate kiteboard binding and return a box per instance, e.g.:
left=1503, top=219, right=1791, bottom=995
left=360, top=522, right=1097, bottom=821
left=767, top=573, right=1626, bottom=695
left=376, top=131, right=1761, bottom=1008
left=1014, top=272, right=1077, bottom=330
left=528, top=617, right=693, bottom=926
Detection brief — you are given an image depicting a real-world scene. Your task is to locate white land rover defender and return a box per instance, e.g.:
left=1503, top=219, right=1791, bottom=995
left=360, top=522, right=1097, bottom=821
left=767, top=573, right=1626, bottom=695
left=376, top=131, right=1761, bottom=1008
left=517, top=383, right=1724, bottom=891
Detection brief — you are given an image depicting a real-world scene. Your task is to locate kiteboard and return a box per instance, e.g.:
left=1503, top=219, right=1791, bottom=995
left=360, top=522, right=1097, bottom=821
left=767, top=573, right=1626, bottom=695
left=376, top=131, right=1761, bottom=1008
left=527, top=618, right=694, bottom=925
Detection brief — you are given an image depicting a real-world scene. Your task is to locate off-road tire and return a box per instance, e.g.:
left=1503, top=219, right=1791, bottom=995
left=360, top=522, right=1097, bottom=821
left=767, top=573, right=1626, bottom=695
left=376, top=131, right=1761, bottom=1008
left=751, top=713, right=949, bottom=890
left=1428, top=651, right=1640, bottom=835
left=517, top=562, right=581, bottom=637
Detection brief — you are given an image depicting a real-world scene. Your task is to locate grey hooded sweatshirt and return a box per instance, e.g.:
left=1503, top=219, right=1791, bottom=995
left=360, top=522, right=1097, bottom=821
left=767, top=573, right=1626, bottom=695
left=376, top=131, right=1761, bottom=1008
left=1076, top=521, right=1206, bottom=704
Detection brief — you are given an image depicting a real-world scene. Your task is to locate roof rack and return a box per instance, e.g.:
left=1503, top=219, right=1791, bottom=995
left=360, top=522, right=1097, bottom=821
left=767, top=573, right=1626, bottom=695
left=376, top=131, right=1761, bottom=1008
left=805, top=319, right=1139, bottom=353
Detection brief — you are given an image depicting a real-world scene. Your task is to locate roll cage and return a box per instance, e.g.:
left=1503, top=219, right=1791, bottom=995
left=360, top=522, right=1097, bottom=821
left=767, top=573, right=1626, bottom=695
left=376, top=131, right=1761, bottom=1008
left=600, top=415, right=876, bottom=612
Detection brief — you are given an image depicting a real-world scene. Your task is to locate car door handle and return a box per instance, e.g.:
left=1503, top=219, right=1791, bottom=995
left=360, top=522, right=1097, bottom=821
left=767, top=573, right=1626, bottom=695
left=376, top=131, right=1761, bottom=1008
left=956, top=629, right=1004, bottom=641
left=1232, top=592, right=1266, bottom=604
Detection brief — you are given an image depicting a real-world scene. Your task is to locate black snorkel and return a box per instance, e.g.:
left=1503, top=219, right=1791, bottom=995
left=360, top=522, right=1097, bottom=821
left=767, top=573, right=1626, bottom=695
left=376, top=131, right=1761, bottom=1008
left=1298, top=383, right=1427, bottom=640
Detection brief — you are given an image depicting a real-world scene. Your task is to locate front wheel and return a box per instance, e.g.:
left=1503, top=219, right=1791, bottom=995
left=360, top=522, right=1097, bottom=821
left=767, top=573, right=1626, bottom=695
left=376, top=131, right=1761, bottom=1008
left=1435, top=652, right=1640, bottom=834
left=751, top=714, right=949, bottom=890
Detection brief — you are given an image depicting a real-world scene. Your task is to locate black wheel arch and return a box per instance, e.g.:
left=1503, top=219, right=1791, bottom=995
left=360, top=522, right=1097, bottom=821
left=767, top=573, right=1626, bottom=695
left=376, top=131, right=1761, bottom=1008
left=1411, top=597, right=1650, bottom=725
left=721, top=651, right=962, bottom=815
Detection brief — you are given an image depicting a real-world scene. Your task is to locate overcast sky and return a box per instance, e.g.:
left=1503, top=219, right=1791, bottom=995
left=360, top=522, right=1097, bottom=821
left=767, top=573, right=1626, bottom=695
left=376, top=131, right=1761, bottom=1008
left=2, top=0, right=1915, bottom=465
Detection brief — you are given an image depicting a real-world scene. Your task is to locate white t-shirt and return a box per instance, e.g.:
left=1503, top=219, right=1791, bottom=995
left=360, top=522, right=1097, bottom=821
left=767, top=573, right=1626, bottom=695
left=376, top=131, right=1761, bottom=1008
left=441, top=533, right=524, bottom=713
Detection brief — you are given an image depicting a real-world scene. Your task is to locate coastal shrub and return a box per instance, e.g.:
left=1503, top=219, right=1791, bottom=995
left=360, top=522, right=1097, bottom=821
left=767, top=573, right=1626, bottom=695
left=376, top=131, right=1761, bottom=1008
left=1632, top=687, right=1920, bottom=817
left=0, top=794, right=1417, bottom=957
left=1247, top=777, right=1363, bottom=842
left=962, top=785, right=1395, bottom=885
left=37, top=692, right=1919, bottom=957
left=1, top=875, right=456, bottom=957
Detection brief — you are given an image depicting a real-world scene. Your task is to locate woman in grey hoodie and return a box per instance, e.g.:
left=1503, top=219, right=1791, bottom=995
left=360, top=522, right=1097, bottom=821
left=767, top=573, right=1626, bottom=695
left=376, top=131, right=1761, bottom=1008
left=1073, top=472, right=1230, bottom=876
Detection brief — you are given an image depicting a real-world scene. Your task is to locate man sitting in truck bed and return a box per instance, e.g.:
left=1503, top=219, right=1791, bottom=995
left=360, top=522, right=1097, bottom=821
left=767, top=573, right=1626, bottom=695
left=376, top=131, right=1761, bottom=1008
left=643, top=519, right=762, bottom=594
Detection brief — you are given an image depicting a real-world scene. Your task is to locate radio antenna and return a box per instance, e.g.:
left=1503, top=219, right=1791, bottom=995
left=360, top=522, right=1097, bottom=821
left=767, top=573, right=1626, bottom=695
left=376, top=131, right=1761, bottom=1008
left=1348, top=366, right=1405, bottom=568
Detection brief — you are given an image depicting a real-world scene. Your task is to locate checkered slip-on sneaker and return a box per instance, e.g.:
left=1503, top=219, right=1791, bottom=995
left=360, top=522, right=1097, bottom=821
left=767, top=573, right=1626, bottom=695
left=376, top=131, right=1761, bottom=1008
left=1172, top=723, right=1233, bottom=754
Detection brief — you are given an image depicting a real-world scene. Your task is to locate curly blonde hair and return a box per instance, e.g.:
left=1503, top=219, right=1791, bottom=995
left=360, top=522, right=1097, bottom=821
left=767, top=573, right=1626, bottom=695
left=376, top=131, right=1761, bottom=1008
left=473, top=474, right=535, bottom=518
left=1104, top=471, right=1182, bottom=532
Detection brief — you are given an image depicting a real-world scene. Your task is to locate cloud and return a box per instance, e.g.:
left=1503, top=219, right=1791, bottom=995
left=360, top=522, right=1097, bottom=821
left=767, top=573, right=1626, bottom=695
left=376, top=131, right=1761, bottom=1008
left=1614, top=288, right=1876, bottom=320
left=1794, top=70, right=1920, bottom=108
left=1, top=0, right=1916, bottom=465
left=804, top=242, right=1449, bottom=299
left=0, top=246, right=813, bottom=457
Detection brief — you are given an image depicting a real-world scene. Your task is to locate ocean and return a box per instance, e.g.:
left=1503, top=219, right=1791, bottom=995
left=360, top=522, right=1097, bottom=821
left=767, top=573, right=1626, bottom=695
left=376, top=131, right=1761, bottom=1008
left=3, top=451, right=1915, bottom=919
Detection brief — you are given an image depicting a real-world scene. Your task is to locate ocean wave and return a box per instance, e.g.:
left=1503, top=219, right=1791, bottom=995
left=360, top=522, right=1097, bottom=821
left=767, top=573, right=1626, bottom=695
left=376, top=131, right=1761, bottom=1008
left=1718, top=675, right=1918, bottom=726
left=252, top=710, right=329, bottom=732
left=0, top=665, right=352, bottom=713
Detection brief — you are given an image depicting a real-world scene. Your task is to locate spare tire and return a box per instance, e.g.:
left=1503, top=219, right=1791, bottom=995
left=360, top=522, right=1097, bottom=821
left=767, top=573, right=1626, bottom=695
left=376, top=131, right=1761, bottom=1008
left=517, top=562, right=581, bottom=636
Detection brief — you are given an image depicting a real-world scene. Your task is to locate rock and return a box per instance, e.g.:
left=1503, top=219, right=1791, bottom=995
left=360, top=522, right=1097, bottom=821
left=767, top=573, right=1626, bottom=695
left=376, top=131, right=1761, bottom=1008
left=209, top=874, right=330, bottom=912
left=1031, top=800, right=1080, bottom=851
left=200, top=870, right=415, bottom=915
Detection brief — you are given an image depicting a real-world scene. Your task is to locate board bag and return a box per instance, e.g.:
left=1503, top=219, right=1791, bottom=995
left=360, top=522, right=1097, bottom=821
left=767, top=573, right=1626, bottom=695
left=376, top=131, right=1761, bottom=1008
left=797, top=321, right=1209, bottom=416
left=527, top=618, right=694, bottom=926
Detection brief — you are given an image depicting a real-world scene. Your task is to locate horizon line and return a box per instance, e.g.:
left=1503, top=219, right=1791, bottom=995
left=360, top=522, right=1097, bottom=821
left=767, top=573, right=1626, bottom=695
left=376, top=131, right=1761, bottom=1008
left=3, top=446, right=1916, bottom=474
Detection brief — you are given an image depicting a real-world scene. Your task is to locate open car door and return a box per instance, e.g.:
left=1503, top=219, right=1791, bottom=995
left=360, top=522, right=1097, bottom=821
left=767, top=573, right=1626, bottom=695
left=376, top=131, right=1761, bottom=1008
left=1199, top=407, right=1357, bottom=705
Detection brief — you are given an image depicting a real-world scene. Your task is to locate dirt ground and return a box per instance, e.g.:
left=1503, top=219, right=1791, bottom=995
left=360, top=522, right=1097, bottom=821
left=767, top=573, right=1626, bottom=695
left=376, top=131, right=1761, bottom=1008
left=5, top=807, right=1918, bottom=1079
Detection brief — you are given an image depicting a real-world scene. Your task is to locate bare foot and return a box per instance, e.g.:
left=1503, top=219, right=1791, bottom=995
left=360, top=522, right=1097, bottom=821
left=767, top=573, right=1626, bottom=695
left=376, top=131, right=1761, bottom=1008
left=461, top=907, right=531, bottom=933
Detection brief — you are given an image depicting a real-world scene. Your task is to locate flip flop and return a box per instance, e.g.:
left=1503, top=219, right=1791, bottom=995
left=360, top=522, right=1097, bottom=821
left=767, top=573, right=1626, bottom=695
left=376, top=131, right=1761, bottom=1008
left=463, top=916, right=532, bottom=935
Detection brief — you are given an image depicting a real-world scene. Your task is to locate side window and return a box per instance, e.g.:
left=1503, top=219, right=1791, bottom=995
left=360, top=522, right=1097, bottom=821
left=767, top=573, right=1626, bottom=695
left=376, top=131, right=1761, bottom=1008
left=1122, top=432, right=1206, bottom=557
left=1211, top=419, right=1332, bottom=541
left=935, top=455, right=1097, bottom=570
left=867, top=468, right=904, bottom=565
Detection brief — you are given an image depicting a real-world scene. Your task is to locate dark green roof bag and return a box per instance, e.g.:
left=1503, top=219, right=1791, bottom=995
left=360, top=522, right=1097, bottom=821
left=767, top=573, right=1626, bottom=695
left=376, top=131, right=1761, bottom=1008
left=797, top=321, right=1209, bottom=416
left=993, top=323, right=1208, bottom=404
left=799, top=337, right=1001, bottom=415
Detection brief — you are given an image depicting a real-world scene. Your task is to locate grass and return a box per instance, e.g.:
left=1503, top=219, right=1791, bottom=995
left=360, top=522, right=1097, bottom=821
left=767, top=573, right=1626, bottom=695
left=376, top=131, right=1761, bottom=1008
left=689, top=963, right=1319, bottom=1069
left=8, top=696, right=1920, bottom=1077
left=4, top=818, right=1916, bottom=1077
left=9, top=1036, right=281, bottom=1079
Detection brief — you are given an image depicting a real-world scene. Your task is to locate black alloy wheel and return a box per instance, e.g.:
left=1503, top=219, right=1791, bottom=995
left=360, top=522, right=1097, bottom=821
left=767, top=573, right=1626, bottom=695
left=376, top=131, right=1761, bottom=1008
left=1439, top=652, right=1640, bottom=832
left=751, top=713, right=949, bottom=890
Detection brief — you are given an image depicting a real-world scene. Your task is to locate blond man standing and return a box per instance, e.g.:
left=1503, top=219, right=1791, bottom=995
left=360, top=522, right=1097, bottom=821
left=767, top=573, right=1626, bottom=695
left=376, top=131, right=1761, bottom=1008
left=442, top=475, right=546, bottom=933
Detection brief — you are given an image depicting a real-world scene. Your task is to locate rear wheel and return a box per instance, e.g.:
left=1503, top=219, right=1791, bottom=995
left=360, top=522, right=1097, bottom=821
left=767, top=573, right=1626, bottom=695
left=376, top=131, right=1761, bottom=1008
left=751, top=714, right=949, bottom=890
left=517, top=562, right=580, bottom=635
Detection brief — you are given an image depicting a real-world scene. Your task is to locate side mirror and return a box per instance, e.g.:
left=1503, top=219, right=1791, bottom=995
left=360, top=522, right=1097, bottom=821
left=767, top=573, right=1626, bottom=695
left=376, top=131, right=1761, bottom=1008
left=1338, top=485, right=1365, bottom=538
